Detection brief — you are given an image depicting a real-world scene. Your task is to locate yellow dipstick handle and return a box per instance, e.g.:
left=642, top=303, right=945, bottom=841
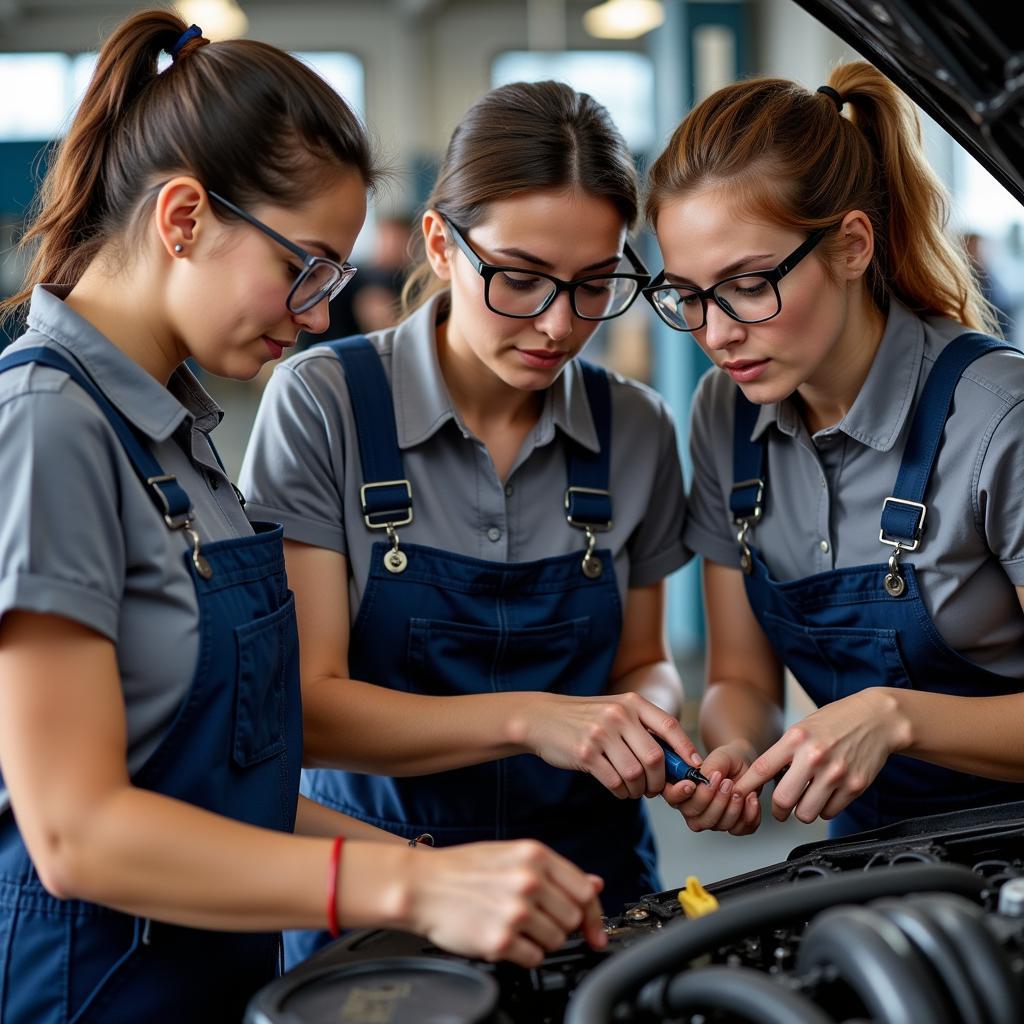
left=678, top=876, right=719, bottom=918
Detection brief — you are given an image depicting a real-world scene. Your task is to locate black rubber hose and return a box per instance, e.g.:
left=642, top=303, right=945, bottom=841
left=907, top=894, right=1024, bottom=1024
left=796, top=905, right=953, bottom=1024
left=872, top=898, right=987, bottom=1024
left=655, top=964, right=833, bottom=1024
left=565, top=863, right=985, bottom=1024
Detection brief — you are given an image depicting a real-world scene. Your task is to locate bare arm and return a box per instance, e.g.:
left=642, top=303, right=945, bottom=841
left=288, top=540, right=699, bottom=798
left=734, top=586, right=1024, bottom=824
left=0, top=610, right=606, bottom=963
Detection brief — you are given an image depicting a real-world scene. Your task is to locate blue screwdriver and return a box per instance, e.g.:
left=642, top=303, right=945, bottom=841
left=653, top=734, right=711, bottom=786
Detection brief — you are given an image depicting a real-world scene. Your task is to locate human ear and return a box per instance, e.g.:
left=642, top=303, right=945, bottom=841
left=422, top=209, right=452, bottom=282
left=837, top=209, right=874, bottom=281
left=153, top=177, right=207, bottom=259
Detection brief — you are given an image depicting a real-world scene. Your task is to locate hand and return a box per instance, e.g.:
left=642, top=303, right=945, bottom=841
left=514, top=692, right=702, bottom=799
left=734, top=688, right=908, bottom=824
left=663, top=739, right=762, bottom=835
left=406, top=840, right=606, bottom=967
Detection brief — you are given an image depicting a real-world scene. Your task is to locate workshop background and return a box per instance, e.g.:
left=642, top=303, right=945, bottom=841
left=2, top=0, right=1020, bottom=890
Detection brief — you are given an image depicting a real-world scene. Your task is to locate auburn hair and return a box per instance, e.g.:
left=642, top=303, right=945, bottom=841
left=645, top=61, right=998, bottom=335
left=2, top=9, right=376, bottom=326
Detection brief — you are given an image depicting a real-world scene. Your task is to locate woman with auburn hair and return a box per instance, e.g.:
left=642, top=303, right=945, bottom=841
left=0, top=13, right=608, bottom=1022
left=241, top=79, right=698, bottom=964
left=643, top=61, right=1024, bottom=839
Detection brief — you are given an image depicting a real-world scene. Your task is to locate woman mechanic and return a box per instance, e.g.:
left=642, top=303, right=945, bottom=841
left=644, top=61, right=1024, bottom=839
left=240, top=80, right=698, bottom=962
left=0, top=14, right=607, bottom=1022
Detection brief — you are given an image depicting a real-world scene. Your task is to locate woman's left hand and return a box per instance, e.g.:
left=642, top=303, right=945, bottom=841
left=733, top=687, right=910, bottom=824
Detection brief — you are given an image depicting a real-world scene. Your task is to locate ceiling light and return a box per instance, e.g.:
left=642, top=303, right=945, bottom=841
left=583, top=0, right=665, bottom=39
left=176, top=0, right=248, bottom=41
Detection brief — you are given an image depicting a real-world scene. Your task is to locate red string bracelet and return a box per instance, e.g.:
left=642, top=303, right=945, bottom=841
left=326, top=836, right=345, bottom=938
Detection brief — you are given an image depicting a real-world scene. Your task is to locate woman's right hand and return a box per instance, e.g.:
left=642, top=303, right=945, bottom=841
left=511, top=691, right=702, bottom=800
left=663, top=739, right=762, bottom=836
left=404, top=840, right=606, bottom=967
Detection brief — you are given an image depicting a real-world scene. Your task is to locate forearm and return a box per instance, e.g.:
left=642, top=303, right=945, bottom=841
left=303, top=675, right=531, bottom=774
left=700, top=679, right=784, bottom=760
left=608, top=659, right=683, bottom=716
left=38, top=784, right=416, bottom=933
left=889, top=688, right=1024, bottom=781
left=295, top=795, right=407, bottom=843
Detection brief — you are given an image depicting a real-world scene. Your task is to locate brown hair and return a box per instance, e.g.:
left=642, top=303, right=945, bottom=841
left=645, top=61, right=999, bottom=335
left=1, top=9, right=376, bottom=325
left=401, top=80, right=639, bottom=315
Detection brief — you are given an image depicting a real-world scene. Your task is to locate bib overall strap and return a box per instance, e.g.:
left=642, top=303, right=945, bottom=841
left=730, top=389, right=765, bottom=573
left=0, top=347, right=211, bottom=578
left=879, top=332, right=1015, bottom=596
left=324, top=336, right=413, bottom=574
left=564, top=360, right=613, bottom=579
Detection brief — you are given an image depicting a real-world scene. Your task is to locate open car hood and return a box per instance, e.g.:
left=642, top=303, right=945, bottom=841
left=792, top=0, right=1024, bottom=204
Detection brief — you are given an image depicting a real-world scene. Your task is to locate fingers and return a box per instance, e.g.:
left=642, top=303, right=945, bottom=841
left=730, top=792, right=762, bottom=835
left=735, top=733, right=798, bottom=798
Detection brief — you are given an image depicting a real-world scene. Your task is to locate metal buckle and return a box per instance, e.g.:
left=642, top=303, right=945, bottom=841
left=730, top=477, right=764, bottom=525
left=878, top=496, right=927, bottom=551
left=564, top=486, right=613, bottom=531
left=360, top=479, right=413, bottom=529
left=146, top=474, right=191, bottom=529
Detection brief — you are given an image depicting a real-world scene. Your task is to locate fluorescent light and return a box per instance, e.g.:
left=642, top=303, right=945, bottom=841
left=583, top=0, right=665, bottom=39
left=176, top=0, right=248, bottom=41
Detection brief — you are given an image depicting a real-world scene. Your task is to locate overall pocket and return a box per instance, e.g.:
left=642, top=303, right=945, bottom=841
left=406, top=617, right=592, bottom=696
left=761, top=612, right=912, bottom=704
left=233, top=593, right=296, bottom=767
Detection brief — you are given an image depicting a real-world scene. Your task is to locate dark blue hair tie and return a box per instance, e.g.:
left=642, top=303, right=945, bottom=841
left=169, top=24, right=203, bottom=61
left=816, top=85, right=845, bottom=112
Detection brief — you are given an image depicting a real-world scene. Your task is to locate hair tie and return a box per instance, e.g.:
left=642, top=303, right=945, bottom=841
left=816, top=85, right=845, bottom=113
left=169, top=24, right=205, bottom=62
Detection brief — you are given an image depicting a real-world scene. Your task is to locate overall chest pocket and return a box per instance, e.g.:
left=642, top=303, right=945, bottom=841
left=233, top=593, right=297, bottom=767
left=406, top=617, right=593, bottom=697
left=761, top=612, right=912, bottom=704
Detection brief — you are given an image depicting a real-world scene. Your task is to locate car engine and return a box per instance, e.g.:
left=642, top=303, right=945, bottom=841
left=246, top=801, right=1024, bottom=1023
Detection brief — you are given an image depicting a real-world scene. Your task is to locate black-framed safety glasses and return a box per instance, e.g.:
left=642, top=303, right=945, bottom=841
left=643, top=224, right=836, bottom=332
left=207, top=191, right=357, bottom=315
left=442, top=215, right=650, bottom=321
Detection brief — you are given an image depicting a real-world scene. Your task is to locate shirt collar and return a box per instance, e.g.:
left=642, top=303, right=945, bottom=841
left=390, top=290, right=601, bottom=453
left=25, top=285, right=223, bottom=440
left=748, top=299, right=924, bottom=451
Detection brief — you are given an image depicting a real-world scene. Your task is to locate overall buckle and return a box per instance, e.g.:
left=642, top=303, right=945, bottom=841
left=878, top=496, right=927, bottom=551
left=360, top=479, right=414, bottom=529
left=563, top=486, right=613, bottom=531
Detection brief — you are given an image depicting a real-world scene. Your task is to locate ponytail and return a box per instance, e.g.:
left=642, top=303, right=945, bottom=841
left=2, top=9, right=376, bottom=327
left=646, top=61, right=999, bottom=336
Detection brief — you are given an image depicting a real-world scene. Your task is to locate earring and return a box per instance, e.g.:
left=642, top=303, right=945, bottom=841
left=174, top=243, right=184, bottom=254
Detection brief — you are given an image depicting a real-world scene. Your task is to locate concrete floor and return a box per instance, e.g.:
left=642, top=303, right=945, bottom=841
left=205, top=373, right=830, bottom=889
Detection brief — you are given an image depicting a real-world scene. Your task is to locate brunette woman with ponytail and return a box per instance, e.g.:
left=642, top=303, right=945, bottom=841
left=644, top=61, right=1024, bottom=840
left=240, top=79, right=698, bottom=964
left=0, top=13, right=607, bottom=1022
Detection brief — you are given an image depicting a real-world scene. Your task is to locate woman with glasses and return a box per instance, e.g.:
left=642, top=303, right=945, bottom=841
left=0, top=14, right=609, bottom=1022
left=645, top=62, right=1024, bottom=840
left=241, top=80, right=697, bottom=962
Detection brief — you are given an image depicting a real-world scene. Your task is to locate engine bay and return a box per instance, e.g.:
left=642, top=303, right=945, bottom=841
left=246, top=801, right=1024, bottom=1023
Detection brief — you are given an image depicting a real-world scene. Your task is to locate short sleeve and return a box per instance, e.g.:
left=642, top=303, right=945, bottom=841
left=683, top=369, right=743, bottom=568
left=239, top=358, right=349, bottom=554
left=977, top=397, right=1024, bottom=584
left=625, top=389, right=691, bottom=587
left=0, top=388, right=125, bottom=639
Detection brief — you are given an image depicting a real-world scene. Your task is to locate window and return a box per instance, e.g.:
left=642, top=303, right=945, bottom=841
left=492, top=50, right=655, bottom=153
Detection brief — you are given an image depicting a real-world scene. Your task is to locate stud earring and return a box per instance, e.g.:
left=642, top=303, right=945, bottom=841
left=174, top=243, right=184, bottom=254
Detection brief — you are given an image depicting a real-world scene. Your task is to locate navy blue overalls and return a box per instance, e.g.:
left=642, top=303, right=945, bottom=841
left=288, top=337, right=658, bottom=963
left=0, top=348, right=302, bottom=1023
left=730, top=332, right=1024, bottom=837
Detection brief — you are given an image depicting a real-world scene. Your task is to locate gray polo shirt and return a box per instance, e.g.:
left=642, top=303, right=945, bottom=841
left=685, top=299, right=1024, bottom=676
left=239, top=292, right=689, bottom=616
left=0, top=286, right=252, bottom=815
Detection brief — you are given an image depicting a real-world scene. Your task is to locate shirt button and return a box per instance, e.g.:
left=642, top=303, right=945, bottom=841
left=487, top=527, right=502, bottom=542
left=819, top=539, right=830, bottom=553
left=505, top=484, right=514, bottom=497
